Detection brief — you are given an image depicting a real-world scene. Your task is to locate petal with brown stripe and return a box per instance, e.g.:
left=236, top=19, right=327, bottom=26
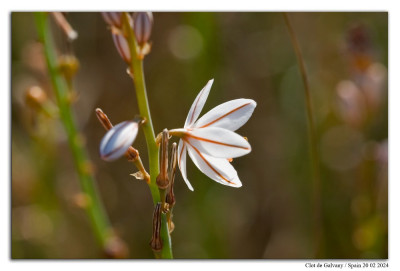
left=186, top=141, right=242, bottom=188
left=177, top=140, right=194, bottom=191
left=186, top=127, right=251, bottom=158
left=184, top=79, right=213, bottom=128
left=194, top=99, right=256, bottom=131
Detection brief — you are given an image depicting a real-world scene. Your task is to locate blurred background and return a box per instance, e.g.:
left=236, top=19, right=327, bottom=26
left=11, top=12, right=388, bottom=259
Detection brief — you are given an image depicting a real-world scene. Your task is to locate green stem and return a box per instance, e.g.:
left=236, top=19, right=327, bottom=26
left=35, top=12, right=112, bottom=250
left=122, top=13, right=173, bottom=259
left=283, top=12, right=323, bottom=258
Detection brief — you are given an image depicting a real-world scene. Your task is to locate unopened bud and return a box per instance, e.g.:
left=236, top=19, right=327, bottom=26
left=111, top=27, right=131, bottom=63
left=149, top=203, right=163, bottom=252
left=133, top=12, right=153, bottom=46
left=100, top=120, right=139, bottom=161
left=101, top=12, right=123, bottom=28
left=156, top=129, right=170, bottom=189
left=96, top=108, right=140, bottom=162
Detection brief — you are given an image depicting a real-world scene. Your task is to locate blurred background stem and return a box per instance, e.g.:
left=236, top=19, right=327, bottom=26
left=34, top=12, right=113, bottom=251
left=122, top=13, right=173, bottom=259
left=283, top=12, right=324, bottom=258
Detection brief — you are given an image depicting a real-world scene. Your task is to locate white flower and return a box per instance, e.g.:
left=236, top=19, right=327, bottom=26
left=169, top=79, right=256, bottom=191
left=100, top=120, right=139, bottom=161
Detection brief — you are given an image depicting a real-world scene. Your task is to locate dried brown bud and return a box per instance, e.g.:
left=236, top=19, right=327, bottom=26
left=95, top=108, right=113, bottom=130
left=149, top=203, right=163, bottom=252
left=133, top=12, right=153, bottom=46
left=101, top=12, right=123, bottom=28
left=156, top=129, right=170, bottom=189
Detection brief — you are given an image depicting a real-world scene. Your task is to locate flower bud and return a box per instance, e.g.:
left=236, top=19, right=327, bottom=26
left=100, top=120, right=139, bottom=161
left=111, top=27, right=131, bottom=63
left=101, top=12, right=123, bottom=28
left=133, top=12, right=153, bottom=46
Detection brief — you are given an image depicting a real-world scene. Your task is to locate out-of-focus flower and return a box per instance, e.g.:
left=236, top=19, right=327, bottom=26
left=336, top=80, right=367, bottom=127
left=169, top=79, right=256, bottom=191
left=346, top=23, right=372, bottom=73
left=100, top=120, right=139, bottom=161
left=25, top=86, right=48, bottom=110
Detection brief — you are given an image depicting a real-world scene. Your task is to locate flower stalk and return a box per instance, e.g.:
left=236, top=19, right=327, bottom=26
left=121, top=12, right=173, bottom=259
left=283, top=12, right=323, bottom=258
left=34, top=12, right=122, bottom=256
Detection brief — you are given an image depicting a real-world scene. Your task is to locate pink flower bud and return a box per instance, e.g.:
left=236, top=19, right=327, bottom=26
left=111, top=28, right=131, bottom=63
left=101, top=12, right=123, bottom=28
left=133, top=12, right=153, bottom=46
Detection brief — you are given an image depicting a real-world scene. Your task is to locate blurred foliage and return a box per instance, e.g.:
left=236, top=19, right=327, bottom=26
left=11, top=12, right=387, bottom=259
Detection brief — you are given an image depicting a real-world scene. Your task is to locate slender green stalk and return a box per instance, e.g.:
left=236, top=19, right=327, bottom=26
left=35, top=12, right=113, bottom=250
left=283, top=13, right=324, bottom=258
left=122, top=13, right=173, bottom=259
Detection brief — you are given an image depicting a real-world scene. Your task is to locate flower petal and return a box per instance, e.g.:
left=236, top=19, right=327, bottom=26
left=177, top=140, right=194, bottom=191
left=184, top=79, right=214, bottom=128
left=100, top=121, right=138, bottom=161
left=186, top=141, right=242, bottom=188
left=194, top=99, right=256, bottom=131
left=185, top=127, right=251, bottom=158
